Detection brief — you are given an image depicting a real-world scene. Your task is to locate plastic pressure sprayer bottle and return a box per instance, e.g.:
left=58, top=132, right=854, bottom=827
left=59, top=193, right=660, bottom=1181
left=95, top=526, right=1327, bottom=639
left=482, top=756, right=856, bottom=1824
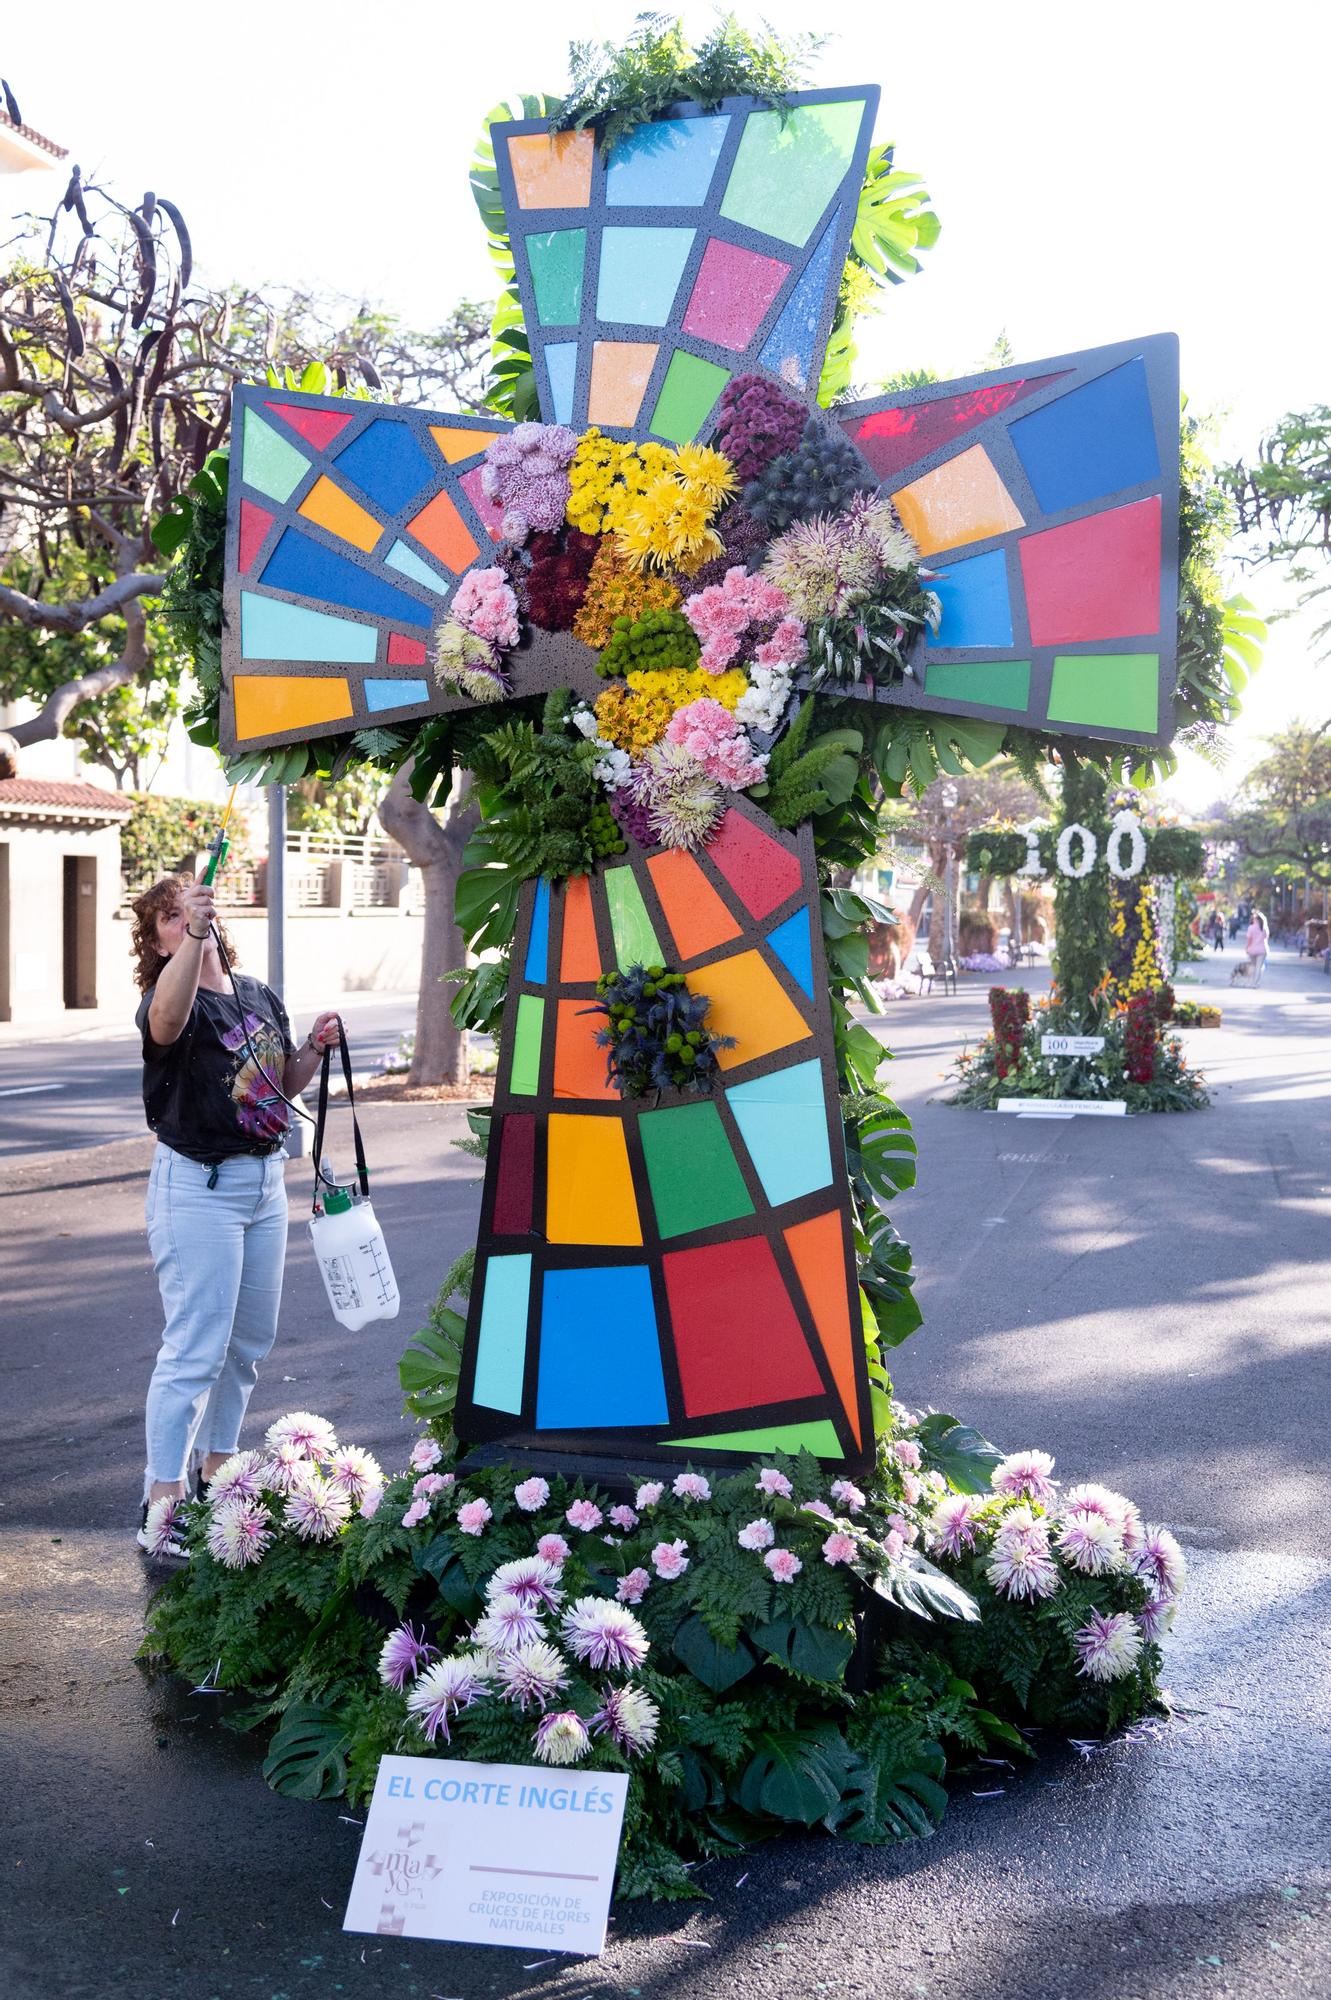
left=308, top=1024, right=400, bottom=1332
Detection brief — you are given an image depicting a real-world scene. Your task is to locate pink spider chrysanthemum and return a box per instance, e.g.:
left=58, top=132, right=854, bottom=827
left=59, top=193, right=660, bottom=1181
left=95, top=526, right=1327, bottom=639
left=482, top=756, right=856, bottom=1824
left=325, top=1446, right=384, bottom=1509
left=205, top=1450, right=266, bottom=1508
left=560, top=1597, right=650, bottom=1673
left=142, top=1494, right=189, bottom=1558
left=262, top=1440, right=316, bottom=1495
left=486, top=1557, right=564, bottom=1611
left=591, top=1684, right=660, bottom=1757
left=206, top=1499, right=272, bottom=1570
left=1137, top=1596, right=1178, bottom=1644
left=533, top=1710, right=591, bottom=1767
left=990, top=1450, right=1057, bottom=1507
left=927, top=1493, right=981, bottom=1559
left=264, top=1411, right=337, bottom=1459
left=1129, top=1526, right=1187, bottom=1598
left=496, top=1640, right=569, bottom=1711
left=284, top=1474, right=352, bottom=1542
left=1074, top=1609, right=1144, bottom=1682
left=473, top=1591, right=547, bottom=1656
left=406, top=1655, right=491, bottom=1743
left=377, top=1622, right=438, bottom=1692
left=1055, top=1509, right=1124, bottom=1576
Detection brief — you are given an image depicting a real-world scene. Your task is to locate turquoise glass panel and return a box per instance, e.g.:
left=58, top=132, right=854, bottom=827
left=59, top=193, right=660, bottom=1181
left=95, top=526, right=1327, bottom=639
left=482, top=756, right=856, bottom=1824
left=766, top=909, right=814, bottom=997
left=720, top=100, right=866, bottom=247
left=544, top=342, right=577, bottom=425
left=385, top=539, right=449, bottom=594
left=596, top=227, right=696, bottom=326
left=758, top=212, right=843, bottom=390
left=606, top=116, right=730, bottom=207
left=365, top=678, right=428, bottom=710
left=473, top=1254, right=531, bottom=1413
left=242, top=407, right=309, bottom=504
left=523, top=877, right=550, bottom=985
left=526, top=228, right=586, bottom=326
left=240, top=593, right=377, bottom=663
left=926, top=549, right=1014, bottom=649
left=726, top=1058, right=832, bottom=1206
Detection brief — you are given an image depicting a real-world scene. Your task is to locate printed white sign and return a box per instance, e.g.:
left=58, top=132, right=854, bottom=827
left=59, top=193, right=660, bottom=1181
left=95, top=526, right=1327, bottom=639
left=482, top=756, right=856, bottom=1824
left=343, top=1756, right=629, bottom=1953
left=1040, top=1034, right=1106, bottom=1057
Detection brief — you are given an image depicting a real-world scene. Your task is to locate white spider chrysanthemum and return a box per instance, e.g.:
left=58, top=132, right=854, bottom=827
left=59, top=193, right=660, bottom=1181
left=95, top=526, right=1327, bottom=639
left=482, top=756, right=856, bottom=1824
left=1054, top=1509, right=1124, bottom=1576
left=495, top=1640, right=569, bottom=1711
left=206, top=1498, right=272, bottom=1569
left=406, top=1655, right=491, bottom=1743
left=560, top=1597, right=650, bottom=1673
left=264, top=1411, right=338, bottom=1458
left=1074, top=1609, right=1144, bottom=1682
left=473, top=1592, right=546, bottom=1655
left=262, top=1440, right=318, bottom=1495
left=284, top=1473, right=352, bottom=1542
left=485, top=1557, right=564, bottom=1611
left=324, top=1445, right=385, bottom=1508
left=591, top=1684, right=660, bottom=1756
left=533, top=1710, right=591, bottom=1766
left=205, top=1450, right=266, bottom=1508
left=1129, top=1526, right=1187, bottom=1598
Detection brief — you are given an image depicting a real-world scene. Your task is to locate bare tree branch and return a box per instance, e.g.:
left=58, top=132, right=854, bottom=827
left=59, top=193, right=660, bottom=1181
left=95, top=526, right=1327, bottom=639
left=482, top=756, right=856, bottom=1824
left=8, top=600, right=147, bottom=745
left=0, top=569, right=164, bottom=630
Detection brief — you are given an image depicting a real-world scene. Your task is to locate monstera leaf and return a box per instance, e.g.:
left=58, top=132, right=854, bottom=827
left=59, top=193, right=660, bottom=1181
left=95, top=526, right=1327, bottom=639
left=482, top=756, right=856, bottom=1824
left=736, top=1724, right=851, bottom=1825
left=262, top=1701, right=350, bottom=1799
left=914, top=1411, right=1004, bottom=1495
left=871, top=1547, right=980, bottom=1624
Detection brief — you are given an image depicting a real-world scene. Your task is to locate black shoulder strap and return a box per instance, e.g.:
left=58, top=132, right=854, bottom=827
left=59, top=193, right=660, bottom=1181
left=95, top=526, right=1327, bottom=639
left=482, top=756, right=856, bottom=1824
left=311, top=1020, right=370, bottom=1212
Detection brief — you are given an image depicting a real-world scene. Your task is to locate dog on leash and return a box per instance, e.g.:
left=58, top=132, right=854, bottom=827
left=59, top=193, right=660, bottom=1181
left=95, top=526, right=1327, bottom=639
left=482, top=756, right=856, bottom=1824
left=1229, top=957, right=1256, bottom=986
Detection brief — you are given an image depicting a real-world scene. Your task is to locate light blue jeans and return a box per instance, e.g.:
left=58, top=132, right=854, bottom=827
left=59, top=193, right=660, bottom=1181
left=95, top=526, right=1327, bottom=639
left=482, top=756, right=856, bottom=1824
left=144, top=1143, right=289, bottom=1493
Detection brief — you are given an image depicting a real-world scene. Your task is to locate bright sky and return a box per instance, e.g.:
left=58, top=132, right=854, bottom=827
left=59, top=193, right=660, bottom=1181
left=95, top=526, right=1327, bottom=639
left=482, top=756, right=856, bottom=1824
left=4, top=0, right=1327, bottom=808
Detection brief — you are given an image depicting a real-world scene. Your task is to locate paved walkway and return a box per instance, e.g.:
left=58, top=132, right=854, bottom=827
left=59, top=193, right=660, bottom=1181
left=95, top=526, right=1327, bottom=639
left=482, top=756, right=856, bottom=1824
left=3, top=946, right=1329, bottom=1997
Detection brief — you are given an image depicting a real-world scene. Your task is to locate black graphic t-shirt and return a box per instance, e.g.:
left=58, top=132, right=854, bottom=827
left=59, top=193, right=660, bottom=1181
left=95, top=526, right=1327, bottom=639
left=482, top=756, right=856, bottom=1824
left=137, top=975, right=295, bottom=1162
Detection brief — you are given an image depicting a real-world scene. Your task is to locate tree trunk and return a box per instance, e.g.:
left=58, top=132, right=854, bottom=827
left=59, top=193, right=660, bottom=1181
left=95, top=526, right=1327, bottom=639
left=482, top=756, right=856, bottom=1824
left=378, top=760, right=480, bottom=1088
left=927, top=844, right=950, bottom=959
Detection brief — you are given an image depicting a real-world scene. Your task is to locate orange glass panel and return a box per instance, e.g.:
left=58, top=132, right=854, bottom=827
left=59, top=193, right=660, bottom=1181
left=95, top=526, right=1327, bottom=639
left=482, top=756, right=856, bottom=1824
left=559, top=874, right=601, bottom=982
left=430, top=425, right=502, bottom=465
left=553, top=998, right=615, bottom=1101
left=297, top=475, right=381, bottom=553
left=407, top=491, right=481, bottom=573
left=647, top=849, right=742, bottom=960
left=891, top=445, right=1025, bottom=557
left=784, top=1209, right=861, bottom=1447
left=233, top=674, right=353, bottom=739
left=546, top=1113, right=641, bottom=1245
left=686, top=949, right=811, bottom=1070
left=588, top=341, right=659, bottom=428
left=507, top=131, right=595, bottom=210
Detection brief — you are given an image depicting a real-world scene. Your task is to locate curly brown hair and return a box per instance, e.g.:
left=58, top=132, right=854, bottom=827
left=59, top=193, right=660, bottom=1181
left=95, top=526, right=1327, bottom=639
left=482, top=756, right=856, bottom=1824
left=129, top=875, right=241, bottom=994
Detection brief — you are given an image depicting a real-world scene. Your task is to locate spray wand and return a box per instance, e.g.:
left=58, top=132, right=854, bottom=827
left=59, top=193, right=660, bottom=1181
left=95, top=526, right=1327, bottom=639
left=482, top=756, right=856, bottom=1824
left=202, top=782, right=238, bottom=887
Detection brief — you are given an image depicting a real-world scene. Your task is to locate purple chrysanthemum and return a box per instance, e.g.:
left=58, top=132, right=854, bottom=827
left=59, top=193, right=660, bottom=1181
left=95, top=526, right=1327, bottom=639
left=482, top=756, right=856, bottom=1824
left=284, top=1473, right=352, bottom=1542
left=927, top=1493, right=981, bottom=1558
left=265, top=1411, right=337, bottom=1458
left=206, top=1499, right=272, bottom=1569
left=405, top=1655, right=491, bottom=1743
left=473, top=1591, right=547, bottom=1656
left=560, top=1597, right=650, bottom=1674
left=533, top=1709, right=591, bottom=1767
left=1129, top=1526, right=1186, bottom=1598
left=1074, top=1609, right=1144, bottom=1682
left=496, top=1640, right=569, bottom=1711
left=590, top=1684, right=660, bottom=1757
left=990, top=1450, right=1057, bottom=1506
left=377, top=1622, right=438, bottom=1692
left=205, top=1450, right=266, bottom=1508
left=486, top=1557, right=564, bottom=1612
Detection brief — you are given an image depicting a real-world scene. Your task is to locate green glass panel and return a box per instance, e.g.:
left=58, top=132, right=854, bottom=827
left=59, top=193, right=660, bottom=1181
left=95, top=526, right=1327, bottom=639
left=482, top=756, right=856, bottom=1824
left=649, top=352, right=731, bottom=446
left=639, top=1102, right=755, bottom=1238
left=605, top=866, right=662, bottom=969
left=720, top=100, right=866, bottom=247
left=526, top=228, right=586, bottom=327
left=662, top=1418, right=845, bottom=1458
left=242, top=407, right=309, bottom=503
left=1047, top=653, right=1159, bottom=733
left=509, top=994, right=545, bottom=1095
left=925, top=659, right=1032, bottom=711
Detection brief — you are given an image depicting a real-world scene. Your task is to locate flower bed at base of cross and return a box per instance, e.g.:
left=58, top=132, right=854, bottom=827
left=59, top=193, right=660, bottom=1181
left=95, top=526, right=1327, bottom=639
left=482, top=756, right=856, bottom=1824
left=948, top=989, right=1208, bottom=1112
left=142, top=1409, right=1181, bottom=1900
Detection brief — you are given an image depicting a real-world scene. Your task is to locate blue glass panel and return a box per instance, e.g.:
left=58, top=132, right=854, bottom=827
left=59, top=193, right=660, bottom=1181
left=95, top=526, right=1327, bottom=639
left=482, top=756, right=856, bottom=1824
left=757, top=211, right=843, bottom=390
left=536, top=1267, right=668, bottom=1428
left=240, top=592, right=378, bottom=663
left=544, top=342, right=577, bottom=425
left=1008, top=358, right=1160, bottom=513
left=523, top=877, right=550, bottom=985
left=766, top=909, right=814, bottom=997
left=726, top=1058, right=832, bottom=1207
left=596, top=228, right=696, bottom=326
left=925, top=548, right=1014, bottom=649
left=606, top=115, right=730, bottom=207
left=473, top=1254, right=531, bottom=1413
left=385, top=539, right=449, bottom=595
left=364, top=677, right=429, bottom=710
left=262, top=529, right=433, bottom=628
left=333, top=419, right=435, bottom=513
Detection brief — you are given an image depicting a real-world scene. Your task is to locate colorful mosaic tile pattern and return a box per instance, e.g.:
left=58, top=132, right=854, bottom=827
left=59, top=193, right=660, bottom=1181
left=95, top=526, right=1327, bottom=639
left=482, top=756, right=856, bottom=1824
left=495, top=89, right=877, bottom=441
left=838, top=333, right=1181, bottom=746
left=455, top=800, right=872, bottom=1471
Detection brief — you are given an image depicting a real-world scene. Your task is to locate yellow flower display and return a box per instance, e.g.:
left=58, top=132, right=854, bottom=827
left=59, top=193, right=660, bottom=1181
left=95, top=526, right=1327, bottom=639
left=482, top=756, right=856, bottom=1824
left=593, top=667, right=748, bottom=752
left=566, top=430, right=677, bottom=537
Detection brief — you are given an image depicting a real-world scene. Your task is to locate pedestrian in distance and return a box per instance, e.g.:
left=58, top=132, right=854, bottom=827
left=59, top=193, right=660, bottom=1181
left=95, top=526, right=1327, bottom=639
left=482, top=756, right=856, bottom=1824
left=129, top=872, right=343, bottom=1559
left=1210, top=910, right=1225, bottom=951
left=1244, top=908, right=1270, bottom=987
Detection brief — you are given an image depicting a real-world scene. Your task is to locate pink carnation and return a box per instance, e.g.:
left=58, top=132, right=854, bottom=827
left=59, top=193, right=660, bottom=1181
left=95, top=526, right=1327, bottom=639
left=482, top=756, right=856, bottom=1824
left=452, top=567, right=520, bottom=650
left=900, top=1471, right=923, bottom=1506
left=413, top=1473, right=451, bottom=1499
left=756, top=1468, right=793, bottom=1499
left=513, top=1477, right=550, bottom=1512
left=409, top=1438, right=442, bottom=1473
left=359, top=1485, right=382, bottom=1520
left=822, top=1532, right=857, bottom=1566
left=617, top=1567, right=651, bottom=1605
left=608, top=1505, right=639, bottom=1531
left=683, top=566, right=789, bottom=674
left=737, top=1519, right=775, bottom=1551
left=830, top=1479, right=866, bottom=1513
left=401, top=1497, right=430, bottom=1529
left=802, top=1499, right=835, bottom=1523
left=887, top=1512, right=919, bottom=1547
left=764, top=1548, right=803, bottom=1583
left=651, top=1538, right=689, bottom=1579
left=635, top=1482, right=664, bottom=1510
left=456, top=1498, right=492, bottom=1536
left=892, top=1440, right=923, bottom=1470
left=566, top=1499, right=604, bottom=1531
left=538, top=1533, right=570, bottom=1565
left=754, top=615, right=806, bottom=668
left=884, top=1528, right=906, bottom=1561
left=663, top=699, right=767, bottom=791
left=672, top=1473, right=711, bottom=1502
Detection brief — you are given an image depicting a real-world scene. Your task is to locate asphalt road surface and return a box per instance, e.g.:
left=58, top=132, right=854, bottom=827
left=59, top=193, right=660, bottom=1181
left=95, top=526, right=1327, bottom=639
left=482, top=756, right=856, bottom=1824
left=3, top=947, right=1329, bottom=1999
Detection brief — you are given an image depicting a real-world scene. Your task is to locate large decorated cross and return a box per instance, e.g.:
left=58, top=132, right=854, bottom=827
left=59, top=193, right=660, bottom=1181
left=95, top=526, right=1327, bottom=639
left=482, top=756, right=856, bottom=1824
left=219, top=84, right=1183, bottom=1479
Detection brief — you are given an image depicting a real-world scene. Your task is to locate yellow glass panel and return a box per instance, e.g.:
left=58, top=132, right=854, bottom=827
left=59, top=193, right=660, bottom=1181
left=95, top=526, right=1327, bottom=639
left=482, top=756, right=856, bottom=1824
left=546, top=1114, right=642, bottom=1245
left=297, top=475, right=381, bottom=553
left=686, top=950, right=812, bottom=1071
left=892, top=445, right=1025, bottom=557
left=233, top=675, right=353, bottom=739
left=430, top=425, right=502, bottom=465
left=588, top=341, right=659, bottom=428
left=507, top=131, right=595, bottom=210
